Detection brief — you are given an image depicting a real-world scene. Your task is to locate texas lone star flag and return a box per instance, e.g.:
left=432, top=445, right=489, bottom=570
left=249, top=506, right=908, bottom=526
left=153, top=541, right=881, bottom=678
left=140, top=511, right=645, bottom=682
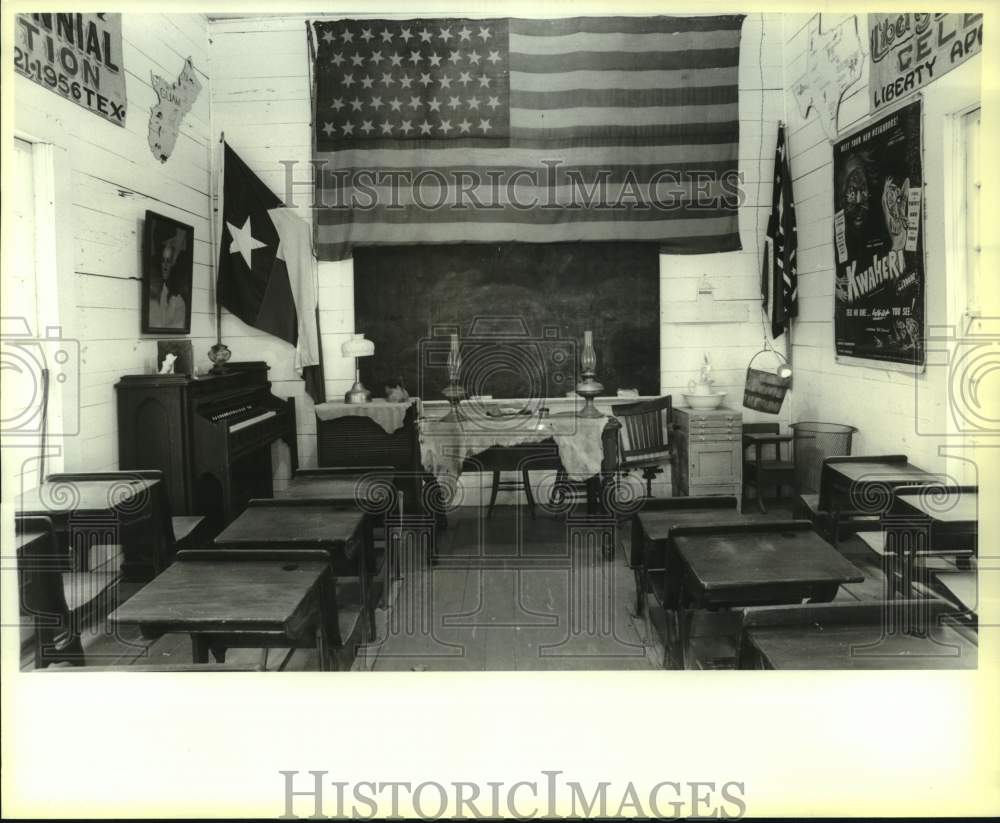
left=217, top=143, right=325, bottom=403
left=311, top=15, right=745, bottom=261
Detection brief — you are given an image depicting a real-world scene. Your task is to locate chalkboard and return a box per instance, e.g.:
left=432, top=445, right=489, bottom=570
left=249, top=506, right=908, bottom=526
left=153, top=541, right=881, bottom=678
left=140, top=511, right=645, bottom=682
left=353, top=243, right=660, bottom=400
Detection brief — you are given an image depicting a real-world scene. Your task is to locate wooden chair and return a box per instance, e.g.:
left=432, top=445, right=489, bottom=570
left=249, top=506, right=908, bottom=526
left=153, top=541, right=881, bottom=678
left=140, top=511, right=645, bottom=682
left=794, top=455, right=909, bottom=546
left=15, top=516, right=86, bottom=669
left=611, top=395, right=673, bottom=498
left=741, top=423, right=795, bottom=513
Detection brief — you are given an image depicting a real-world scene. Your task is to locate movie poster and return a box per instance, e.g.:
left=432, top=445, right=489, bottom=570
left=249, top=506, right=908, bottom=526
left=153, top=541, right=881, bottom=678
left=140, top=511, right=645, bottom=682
left=833, top=99, right=924, bottom=366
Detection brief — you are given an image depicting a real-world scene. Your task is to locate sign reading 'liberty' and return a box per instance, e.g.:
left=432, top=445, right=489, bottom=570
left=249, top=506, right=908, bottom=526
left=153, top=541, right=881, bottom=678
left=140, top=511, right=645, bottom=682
left=869, top=13, right=983, bottom=110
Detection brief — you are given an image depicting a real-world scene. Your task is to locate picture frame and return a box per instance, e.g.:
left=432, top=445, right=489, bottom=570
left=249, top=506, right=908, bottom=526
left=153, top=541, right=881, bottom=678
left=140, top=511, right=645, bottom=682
left=156, top=339, right=194, bottom=376
left=141, top=209, right=194, bottom=334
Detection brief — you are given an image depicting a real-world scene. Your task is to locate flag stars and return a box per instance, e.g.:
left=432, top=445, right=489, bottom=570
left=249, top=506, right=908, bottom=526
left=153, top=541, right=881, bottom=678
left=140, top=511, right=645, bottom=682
left=419, top=72, right=433, bottom=87
left=226, top=216, right=267, bottom=267
left=389, top=98, right=403, bottom=111
left=350, top=97, right=364, bottom=111
left=389, top=52, right=403, bottom=66
left=448, top=50, right=462, bottom=64
left=399, top=120, right=413, bottom=135
left=399, top=74, right=414, bottom=89
left=380, top=121, right=394, bottom=134
left=321, top=29, right=334, bottom=43
left=331, top=52, right=345, bottom=67
left=360, top=27, right=374, bottom=42
left=428, top=97, right=442, bottom=112
left=467, top=95, right=480, bottom=110
left=360, top=119, right=374, bottom=134
left=438, top=26, right=452, bottom=41
left=341, top=73, right=356, bottom=88
left=458, top=118, right=472, bottom=133
left=418, top=120, right=433, bottom=134
left=478, top=26, right=492, bottom=42
left=478, top=118, right=492, bottom=133
left=381, top=72, right=394, bottom=86
left=369, top=50, right=383, bottom=64
left=408, top=95, right=422, bottom=109
left=361, top=76, right=374, bottom=89
left=350, top=53, right=365, bottom=67
left=486, top=95, right=500, bottom=110
left=486, top=50, right=501, bottom=65
left=458, top=71, right=472, bottom=86
left=439, top=75, right=453, bottom=89
left=341, top=121, right=355, bottom=135
left=438, top=119, right=453, bottom=133
left=467, top=51, right=481, bottom=65
left=322, top=121, right=335, bottom=136
left=331, top=97, right=345, bottom=111
left=478, top=74, right=491, bottom=88
left=371, top=96, right=384, bottom=110
left=399, top=27, right=413, bottom=43
left=408, top=50, right=423, bottom=65
left=419, top=27, right=433, bottom=42
left=458, top=25, right=472, bottom=41
left=340, top=29, right=354, bottom=43
left=448, top=95, right=462, bottom=109
left=380, top=28, right=394, bottom=43
left=428, top=52, right=443, bottom=67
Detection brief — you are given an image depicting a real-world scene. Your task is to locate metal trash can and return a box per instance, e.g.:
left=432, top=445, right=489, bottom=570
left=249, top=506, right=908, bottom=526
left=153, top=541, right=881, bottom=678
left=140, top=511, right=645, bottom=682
left=790, top=421, right=857, bottom=495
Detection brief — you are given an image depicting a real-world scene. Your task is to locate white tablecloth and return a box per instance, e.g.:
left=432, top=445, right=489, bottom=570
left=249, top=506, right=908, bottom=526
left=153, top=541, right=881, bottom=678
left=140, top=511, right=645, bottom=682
left=419, top=411, right=610, bottom=483
left=314, top=398, right=418, bottom=434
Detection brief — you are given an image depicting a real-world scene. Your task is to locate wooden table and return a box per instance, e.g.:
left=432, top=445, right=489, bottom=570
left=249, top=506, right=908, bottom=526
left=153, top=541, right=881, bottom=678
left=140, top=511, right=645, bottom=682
left=633, top=499, right=774, bottom=615
left=16, top=477, right=163, bottom=580
left=670, top=522, right=864, bottom=669
left=886, top=487, right=978, bottom=596
left=214, top=501, right=373, bottom=640
left=825, top=460, right=940, bottom=516
left=111, top=553, right=338, bottom=670
left=743, top=621, right=977, bottom=669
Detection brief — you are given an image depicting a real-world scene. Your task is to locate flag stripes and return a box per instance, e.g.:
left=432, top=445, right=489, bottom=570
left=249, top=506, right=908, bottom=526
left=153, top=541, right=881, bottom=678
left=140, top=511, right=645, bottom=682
left=312, top=15, right=744, bottom=260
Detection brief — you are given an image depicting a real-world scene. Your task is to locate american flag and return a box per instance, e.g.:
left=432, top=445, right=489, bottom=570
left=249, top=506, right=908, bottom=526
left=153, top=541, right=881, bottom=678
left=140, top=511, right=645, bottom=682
left=763, top=124, right=797, bottom=338
left=311, top=16, right=744, bottom=261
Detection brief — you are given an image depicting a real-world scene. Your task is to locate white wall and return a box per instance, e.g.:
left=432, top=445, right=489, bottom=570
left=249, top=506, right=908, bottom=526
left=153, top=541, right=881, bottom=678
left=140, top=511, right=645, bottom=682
left=13, top=14, right=214, bottom=474
left=782, top=13, right=982, bottom=476
left=209, top=12, right=789, bottom=487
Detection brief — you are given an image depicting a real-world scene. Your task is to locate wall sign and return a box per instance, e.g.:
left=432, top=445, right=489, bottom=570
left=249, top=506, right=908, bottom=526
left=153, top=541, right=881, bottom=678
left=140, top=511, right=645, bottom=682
left=870, top=13, right=983, bottom=110
left=833, top=99, right=924, bottom=367
left=148, top=57, right=202, bottom=163
left=14, top=13, right=127, bottom=127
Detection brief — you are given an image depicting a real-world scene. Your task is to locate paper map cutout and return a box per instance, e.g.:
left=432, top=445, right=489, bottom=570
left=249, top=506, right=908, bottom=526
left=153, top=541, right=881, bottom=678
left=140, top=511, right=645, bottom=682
left=792, top=15, right=865, bottom=141
left=148, top=57, right=202, bottom=163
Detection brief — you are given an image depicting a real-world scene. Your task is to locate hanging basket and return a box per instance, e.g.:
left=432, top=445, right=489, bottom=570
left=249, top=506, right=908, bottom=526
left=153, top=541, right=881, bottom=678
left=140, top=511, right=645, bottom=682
left=743, top=348, right=791, bottom=414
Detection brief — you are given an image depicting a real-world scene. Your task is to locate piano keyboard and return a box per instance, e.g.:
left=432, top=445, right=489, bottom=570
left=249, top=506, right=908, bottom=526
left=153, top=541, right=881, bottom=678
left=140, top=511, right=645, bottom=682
left=229, top=410, right=277, bottom=433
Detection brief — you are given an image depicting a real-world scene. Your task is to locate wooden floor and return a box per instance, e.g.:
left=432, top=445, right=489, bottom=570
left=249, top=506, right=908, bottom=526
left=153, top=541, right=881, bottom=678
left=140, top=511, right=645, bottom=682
left=23, top=498, right=892, bottom=672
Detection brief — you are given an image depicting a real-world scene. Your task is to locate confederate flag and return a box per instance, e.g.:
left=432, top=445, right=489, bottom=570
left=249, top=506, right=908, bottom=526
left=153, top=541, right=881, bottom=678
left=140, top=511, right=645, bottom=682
left=217, top=143, right=325, bottom=403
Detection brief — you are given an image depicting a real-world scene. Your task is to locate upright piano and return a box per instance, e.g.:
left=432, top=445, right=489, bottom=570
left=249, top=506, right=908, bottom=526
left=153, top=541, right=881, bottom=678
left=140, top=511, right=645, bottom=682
left=116, top=362, right=297, bottom=526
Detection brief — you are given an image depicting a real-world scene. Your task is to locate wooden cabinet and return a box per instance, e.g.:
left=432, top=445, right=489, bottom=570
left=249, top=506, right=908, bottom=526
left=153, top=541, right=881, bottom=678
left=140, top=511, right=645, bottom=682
left=671, top=407, right=742, bottom=501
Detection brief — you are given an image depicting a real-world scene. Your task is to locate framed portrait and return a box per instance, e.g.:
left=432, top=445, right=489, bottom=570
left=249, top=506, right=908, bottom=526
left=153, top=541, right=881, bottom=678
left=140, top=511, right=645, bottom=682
left=142, top=210, right=194, bottom=334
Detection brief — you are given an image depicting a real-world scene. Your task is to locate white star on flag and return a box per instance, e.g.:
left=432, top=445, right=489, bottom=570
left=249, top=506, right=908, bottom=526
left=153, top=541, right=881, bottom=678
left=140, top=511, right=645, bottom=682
left=227, top=216, right=267, bottom=266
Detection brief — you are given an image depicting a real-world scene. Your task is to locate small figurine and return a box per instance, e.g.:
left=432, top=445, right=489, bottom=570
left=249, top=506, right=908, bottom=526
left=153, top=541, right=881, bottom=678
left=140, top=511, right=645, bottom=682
left=158, top=352, right=177, bottom=375
left=689, top=353, right=715, bottom=395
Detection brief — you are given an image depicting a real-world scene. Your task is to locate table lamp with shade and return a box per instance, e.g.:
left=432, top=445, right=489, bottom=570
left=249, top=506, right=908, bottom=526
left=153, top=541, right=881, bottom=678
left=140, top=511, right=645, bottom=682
left=342, top=333, right=375, bottom=403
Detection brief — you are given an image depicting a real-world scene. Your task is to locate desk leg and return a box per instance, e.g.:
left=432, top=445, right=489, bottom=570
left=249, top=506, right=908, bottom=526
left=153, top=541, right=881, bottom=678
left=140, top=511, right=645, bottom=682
left=191, top=635, right=209, bottom=664
left=634, top=568, right=645, bottom=617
